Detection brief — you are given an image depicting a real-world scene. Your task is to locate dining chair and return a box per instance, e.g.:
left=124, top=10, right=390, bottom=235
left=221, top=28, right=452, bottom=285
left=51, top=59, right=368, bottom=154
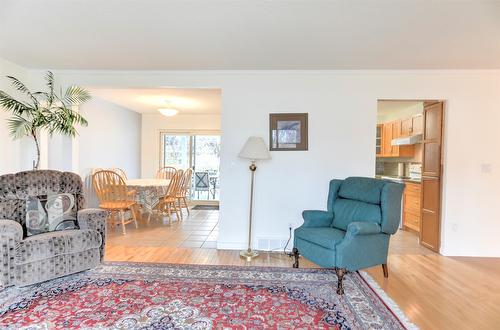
left=157, top=169, right=184, bottom=224
left=111, top=168, right=128, bottom=180
left=156, top=166, right=177, bottom=180
left=177, top=168, right=193, bottom=218
left=92, top=170, right=139, bottom=235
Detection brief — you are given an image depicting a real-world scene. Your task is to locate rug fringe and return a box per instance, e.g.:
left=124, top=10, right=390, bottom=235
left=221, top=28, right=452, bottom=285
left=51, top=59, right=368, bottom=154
left=358, top=271, right=419, bottom=330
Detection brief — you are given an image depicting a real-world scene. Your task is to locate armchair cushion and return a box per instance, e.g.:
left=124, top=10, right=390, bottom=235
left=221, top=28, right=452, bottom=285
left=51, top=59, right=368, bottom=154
left=332, top=199, right=381, bottom=231
left=16, top=229, right=101, bottom=265
left=346, top=221, right=381, bottom=236
left=338, top=177, right=386, bottom=205
left=294, top=227, right=345, bottom=250
left=301, top=210, right=334, bottom=227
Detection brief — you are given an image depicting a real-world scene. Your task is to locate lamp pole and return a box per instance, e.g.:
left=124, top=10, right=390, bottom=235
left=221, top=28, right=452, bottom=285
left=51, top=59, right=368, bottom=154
left=240, top=161, right=259, bottom=261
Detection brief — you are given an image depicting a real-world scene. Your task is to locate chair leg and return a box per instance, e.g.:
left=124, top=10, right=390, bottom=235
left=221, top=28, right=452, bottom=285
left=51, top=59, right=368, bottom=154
left=177, top=198, right=183, bottom=220
left=335, top=267, right=347, bottom=295
left=166, top=203, right=172, bottom=224
left=292, top=248, right=300, bottom=268
left=382, top=263, right=389, bottom=278
left=119, top=210, right=127, bottom=235
left=131, top=205, right=139, bottom=229
left=173, top=201, right=181, bottom=221
left=183, top=197, right=190, bottom=215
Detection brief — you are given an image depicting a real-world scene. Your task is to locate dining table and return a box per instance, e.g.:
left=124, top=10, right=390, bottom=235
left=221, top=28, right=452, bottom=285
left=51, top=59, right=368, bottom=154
left=125, top=178, right=171, bottom=215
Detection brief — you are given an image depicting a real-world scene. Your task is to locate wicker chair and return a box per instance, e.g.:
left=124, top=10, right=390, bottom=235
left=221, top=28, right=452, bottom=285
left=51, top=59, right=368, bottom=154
left=157, top=170, right=184, bottom=223
left=92, top=170, right=138, bottom=235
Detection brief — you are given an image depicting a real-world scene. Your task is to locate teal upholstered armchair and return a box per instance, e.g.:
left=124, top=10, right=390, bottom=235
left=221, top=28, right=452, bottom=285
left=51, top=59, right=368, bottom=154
left=292, top=177, right=404, bottom=294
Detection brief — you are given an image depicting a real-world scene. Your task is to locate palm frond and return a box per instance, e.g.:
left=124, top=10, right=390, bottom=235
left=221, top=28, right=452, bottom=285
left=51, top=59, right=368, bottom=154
left=45, top=71, right=55, bottom=104
left=48, top=106, right=88, bottom=136
left=61, top=86, right=91, bottom=106
left=6, top=76, right=38, bottom=106
left=7, top=115, right=32, bottom=139
left=0, top=91, right=32, bottom=115
left=1, top=72, right=91, bottom=142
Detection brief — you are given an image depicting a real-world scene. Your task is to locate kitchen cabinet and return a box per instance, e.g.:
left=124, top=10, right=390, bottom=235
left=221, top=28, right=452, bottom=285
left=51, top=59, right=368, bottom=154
left=382, top=122, right=393, bottom=156
left=420, top=101, right=444, bottom=252
left=403, top=182, right=421, bottom=232
left=377, top=119, right=414, bottom=158
left=376, top=124, right=383, bottom=157
left=400, top=114, right=423, bottom=137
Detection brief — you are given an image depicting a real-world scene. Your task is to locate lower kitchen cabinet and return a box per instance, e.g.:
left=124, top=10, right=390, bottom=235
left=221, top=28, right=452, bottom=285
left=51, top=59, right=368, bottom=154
left=403, top=182, right=421, bottom=232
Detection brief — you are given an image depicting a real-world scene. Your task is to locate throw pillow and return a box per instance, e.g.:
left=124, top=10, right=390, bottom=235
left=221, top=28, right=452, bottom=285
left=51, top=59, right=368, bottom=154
left=25, top=193, right=79, bottom=237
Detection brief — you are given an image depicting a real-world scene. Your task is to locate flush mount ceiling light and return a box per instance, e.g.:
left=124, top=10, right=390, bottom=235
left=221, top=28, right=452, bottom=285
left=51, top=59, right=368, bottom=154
left=158, top=108, right=179, bottom=116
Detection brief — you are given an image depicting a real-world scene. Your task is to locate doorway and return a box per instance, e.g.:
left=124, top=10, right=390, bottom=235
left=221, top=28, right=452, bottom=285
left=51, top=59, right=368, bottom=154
left=160, top=131, right=221, bottom=203
left=376, top=100, right=445, bottom=253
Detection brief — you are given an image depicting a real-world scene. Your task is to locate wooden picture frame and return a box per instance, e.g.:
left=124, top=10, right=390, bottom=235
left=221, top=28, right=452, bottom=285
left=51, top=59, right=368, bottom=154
left=269, top=113, right=308, bottom=151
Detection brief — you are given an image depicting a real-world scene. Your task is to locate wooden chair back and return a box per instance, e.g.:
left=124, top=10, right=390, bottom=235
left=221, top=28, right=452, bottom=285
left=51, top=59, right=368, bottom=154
left=92, top=170, right=129, bottom=204
left=181, top=168, right=193, bottom=197
left=111, top=168, right=128, bottom=180
left=156, top=166, right=177, bottom=180
left=166, top=169, right=184, bottom=198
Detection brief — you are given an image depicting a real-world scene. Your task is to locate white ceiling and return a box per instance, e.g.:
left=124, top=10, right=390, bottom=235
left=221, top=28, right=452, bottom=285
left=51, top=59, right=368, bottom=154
left=88, top=88, right=221, bottom=114
left=1, top=0, right=500, bottom=70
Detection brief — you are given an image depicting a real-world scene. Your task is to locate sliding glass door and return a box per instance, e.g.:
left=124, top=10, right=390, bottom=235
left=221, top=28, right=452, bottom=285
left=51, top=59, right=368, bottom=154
left=160, top=132, right=220, bottom=201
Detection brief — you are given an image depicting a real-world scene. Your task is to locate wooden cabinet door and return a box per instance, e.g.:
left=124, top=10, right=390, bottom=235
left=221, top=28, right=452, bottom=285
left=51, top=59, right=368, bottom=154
left=401, top=118, right=412, bottom=137
left=376, top=124, right=383, bottom=157
left=422, top=103, right=443, bottom=177
left=391, top=120, right=401, bottom=156
left=420, top=101, right=444, bottom=252
left=383, top=122, right=393, bottom=156
left=412, top=114, right=423, bottom=135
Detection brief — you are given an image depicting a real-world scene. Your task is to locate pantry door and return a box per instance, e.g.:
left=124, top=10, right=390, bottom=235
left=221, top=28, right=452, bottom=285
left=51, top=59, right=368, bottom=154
left=420, top=101, right=444, bottom=252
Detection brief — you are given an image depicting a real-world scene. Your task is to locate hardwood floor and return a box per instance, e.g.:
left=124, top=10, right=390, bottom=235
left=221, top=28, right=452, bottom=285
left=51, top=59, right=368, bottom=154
left=105, top=210, right=500, bottom=330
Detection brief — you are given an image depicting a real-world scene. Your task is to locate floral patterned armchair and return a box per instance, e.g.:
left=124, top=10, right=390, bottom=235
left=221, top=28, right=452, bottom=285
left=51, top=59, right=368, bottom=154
left=0, top=170, right=107, bottom=288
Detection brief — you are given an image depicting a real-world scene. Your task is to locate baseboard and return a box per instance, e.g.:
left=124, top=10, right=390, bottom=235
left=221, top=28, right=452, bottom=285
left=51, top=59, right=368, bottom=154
left=216, top=241, right=247, bottom=250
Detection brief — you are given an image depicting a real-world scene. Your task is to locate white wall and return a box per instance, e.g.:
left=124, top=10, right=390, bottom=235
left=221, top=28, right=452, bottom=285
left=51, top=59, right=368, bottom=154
left=141, top=113, right=221, bottom=178
left=0, top=58, right=33, bottom=173
left=26, top=69, right=500, bottom=257
left=78, top=97, right=141, bottom=179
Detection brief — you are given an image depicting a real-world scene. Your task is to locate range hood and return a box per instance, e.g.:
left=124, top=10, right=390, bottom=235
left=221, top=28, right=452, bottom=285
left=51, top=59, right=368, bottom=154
left=391, top=134, right=422, bottom=146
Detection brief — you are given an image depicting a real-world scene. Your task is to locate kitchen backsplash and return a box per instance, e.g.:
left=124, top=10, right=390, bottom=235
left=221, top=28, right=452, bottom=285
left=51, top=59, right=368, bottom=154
left=376, top=160, right=421, bottom=177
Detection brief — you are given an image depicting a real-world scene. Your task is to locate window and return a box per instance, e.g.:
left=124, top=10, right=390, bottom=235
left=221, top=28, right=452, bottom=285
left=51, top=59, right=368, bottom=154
left=160, top=132, right=221, bottom=201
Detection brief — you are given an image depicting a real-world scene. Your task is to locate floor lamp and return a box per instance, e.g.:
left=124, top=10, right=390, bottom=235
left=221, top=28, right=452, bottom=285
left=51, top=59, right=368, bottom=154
left=238, top=136, right=271, bottom=261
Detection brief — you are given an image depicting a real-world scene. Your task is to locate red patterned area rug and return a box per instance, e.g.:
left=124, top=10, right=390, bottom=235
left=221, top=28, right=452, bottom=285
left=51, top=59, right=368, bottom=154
left=0, top=262, right=417, bottom=329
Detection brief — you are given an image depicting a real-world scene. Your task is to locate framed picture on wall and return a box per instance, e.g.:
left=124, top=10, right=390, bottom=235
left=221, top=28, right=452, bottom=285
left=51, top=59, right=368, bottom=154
left=269, top=113, right=308, bottom=151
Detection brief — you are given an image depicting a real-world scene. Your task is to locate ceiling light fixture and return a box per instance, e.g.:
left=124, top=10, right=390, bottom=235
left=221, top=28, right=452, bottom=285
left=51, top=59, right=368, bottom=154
left=158, top=108, right=179, bottom=117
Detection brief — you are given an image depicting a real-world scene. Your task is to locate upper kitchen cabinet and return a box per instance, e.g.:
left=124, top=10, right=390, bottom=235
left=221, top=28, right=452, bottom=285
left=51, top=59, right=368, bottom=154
left=376, top=124, right=383, bottom=157
left=378, top=119, right=415, bottom=158
left=401, top=114, right=423, bottom=137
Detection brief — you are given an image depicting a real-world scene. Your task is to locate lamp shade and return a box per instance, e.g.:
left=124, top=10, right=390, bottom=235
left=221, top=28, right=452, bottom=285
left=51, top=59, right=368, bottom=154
left=238, top=136, right=271, bottom=161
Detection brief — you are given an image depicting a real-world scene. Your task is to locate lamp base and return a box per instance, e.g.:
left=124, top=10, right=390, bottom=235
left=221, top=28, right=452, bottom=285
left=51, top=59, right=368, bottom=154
left=240, top=249, right=259, bottom=261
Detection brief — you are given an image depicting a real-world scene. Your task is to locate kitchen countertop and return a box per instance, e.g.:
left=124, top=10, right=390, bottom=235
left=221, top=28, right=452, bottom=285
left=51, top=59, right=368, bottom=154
left=375, top=175, right=421, bottom=184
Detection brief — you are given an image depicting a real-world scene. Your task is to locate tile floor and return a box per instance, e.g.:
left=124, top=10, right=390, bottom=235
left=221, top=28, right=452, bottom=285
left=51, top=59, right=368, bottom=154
left=107, top=208, right=219, bottom=249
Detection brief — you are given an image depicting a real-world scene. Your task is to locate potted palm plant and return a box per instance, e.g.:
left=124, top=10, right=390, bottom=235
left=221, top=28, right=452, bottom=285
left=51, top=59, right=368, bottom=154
left=0, top=71, right=91, bottom=169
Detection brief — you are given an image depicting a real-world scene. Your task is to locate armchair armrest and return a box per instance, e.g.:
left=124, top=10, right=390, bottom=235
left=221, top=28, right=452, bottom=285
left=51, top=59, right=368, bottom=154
left=0, top=220, right=23, bottom=288
left=302, top=210, right=334, bottom=228
left=0, top=220, right=23, bottom=241
left=346, top=222, right=381, bottom=236
left=78, top=209, right=108, bottom=260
